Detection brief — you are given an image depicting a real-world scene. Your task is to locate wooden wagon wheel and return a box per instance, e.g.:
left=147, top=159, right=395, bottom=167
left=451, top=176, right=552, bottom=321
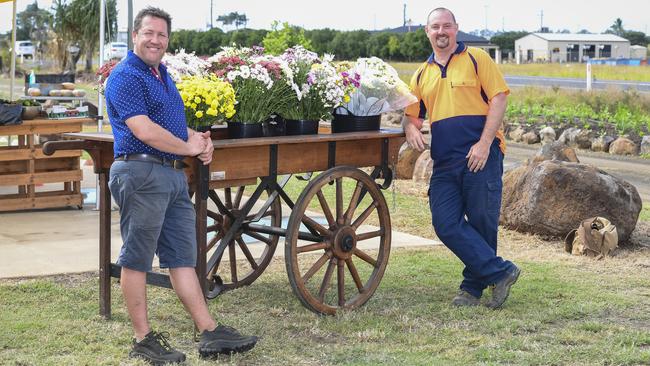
left=205, top=185, right=281, bottom=295
left=285, top=166, right=391, bottom=315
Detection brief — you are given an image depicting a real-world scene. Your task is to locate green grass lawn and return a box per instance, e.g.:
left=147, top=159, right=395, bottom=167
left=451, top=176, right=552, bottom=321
left=1, top=248, right=649, bottom=365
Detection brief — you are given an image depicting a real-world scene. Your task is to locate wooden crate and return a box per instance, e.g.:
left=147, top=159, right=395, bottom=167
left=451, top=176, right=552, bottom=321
left=0, top=118, right=91, bottom=211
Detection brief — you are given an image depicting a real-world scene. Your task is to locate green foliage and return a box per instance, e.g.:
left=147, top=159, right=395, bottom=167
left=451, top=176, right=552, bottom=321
left=262, top=21, right=312, bottom=55
left=15, top=1, right=52, bottom=45
left=490, top=31, right=529, bottom=52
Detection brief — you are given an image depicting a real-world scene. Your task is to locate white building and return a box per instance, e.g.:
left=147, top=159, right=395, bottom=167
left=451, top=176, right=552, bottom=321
left=514, top=33, right=630, bottom=63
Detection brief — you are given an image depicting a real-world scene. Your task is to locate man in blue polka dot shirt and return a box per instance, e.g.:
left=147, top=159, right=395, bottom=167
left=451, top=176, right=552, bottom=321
left=105, top=7, right=257, bottom=364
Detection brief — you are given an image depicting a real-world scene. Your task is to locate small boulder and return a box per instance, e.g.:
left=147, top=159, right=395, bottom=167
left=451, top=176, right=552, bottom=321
left=574, top=129, right=593, bottom=149
left=640, top=136, right=650, bottom=155
left=412, top=150, right=433, bottom=183
left=558, top=127, right=580, bottom=146
left=539, top=126, right=556, bottom=145
left=508, top=126, right=526, bottom=142
left=530, top=141, right=579, bottom=164
left=522, top=131, right=540, bottom=144
left=609, top=137, right=638, bottom=155
left=396, top=142, right=426, bottom=179
left=591, top=135, right=615, bottom=152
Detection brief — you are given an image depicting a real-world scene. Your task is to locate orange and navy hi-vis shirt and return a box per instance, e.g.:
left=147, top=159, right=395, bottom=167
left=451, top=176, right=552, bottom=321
left=404, top=42, right=510, bottom=169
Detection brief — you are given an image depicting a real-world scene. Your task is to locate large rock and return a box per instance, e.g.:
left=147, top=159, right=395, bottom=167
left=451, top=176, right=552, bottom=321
left=501, top=154, right=642, bottom=244
left=412, top=150, right=433, bottom=183
left=539, top=126, right=556, bottom=145
left=591, top=136, right=614, bottom=152
left=609, top=137, right=638, bottom=155
left=640, top=136, right=650, bottom=155
left=396, top=142, right=425, bottom=179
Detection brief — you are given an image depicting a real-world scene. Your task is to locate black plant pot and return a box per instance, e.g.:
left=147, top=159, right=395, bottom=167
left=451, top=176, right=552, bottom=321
left=331, top=113, right=381, bottom=133
left=227, top=121, right=263, bottom=138
left=262, top=117, right=286, bottom=137
left=285, top=119, right=319, bottom=135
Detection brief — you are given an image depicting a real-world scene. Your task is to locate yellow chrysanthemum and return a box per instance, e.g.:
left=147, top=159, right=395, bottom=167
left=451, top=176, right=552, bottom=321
left=195, top=110, right=203, bottom=118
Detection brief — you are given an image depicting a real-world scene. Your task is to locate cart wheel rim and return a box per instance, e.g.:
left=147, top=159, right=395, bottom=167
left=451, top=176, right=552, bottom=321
left=285, top=166, right=391, bottom=315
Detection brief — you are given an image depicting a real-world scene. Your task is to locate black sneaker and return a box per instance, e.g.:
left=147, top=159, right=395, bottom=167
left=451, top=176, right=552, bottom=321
left=486, top=265, right=521, bottom=309
left=198, top=325, right=258, bottom=358
left=129, top=331, right=186, bottom=365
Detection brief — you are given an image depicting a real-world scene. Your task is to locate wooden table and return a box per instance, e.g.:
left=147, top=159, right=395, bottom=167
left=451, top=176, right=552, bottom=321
left=0, top=118, right=91, bottom=211
left=43, top=129, right=405, bottom=317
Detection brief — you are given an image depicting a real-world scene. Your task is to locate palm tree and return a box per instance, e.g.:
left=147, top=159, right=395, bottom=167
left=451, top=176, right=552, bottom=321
left=609, top=18, right=624, bottom=36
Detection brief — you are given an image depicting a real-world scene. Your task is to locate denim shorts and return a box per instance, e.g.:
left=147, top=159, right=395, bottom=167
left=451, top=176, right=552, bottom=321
left=109, top=160, right=197, bottom=272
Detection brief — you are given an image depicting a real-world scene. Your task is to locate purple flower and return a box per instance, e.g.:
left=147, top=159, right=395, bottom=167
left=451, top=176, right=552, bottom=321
left=306, top=73, right=315, bottom=85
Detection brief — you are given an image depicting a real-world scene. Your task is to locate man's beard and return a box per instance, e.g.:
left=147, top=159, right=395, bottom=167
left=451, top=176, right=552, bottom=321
left=436, top=36, right=450, bottom=49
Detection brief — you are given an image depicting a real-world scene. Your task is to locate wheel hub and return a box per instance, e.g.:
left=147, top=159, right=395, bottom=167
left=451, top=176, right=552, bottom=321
left=332, top=226, right=357, bottom=259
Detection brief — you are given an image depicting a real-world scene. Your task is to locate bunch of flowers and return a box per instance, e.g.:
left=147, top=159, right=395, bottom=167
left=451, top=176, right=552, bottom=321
left=279, top=46, right=346, bottom=121
left=162, top=49, right=210, bottom=83
left=176, top=75, right=236, bottom=130
left=95, top=59, right=119, bottom=95
left=335, top=57, right=416, bottom=116
left=208, top=46, right=295, bottom=123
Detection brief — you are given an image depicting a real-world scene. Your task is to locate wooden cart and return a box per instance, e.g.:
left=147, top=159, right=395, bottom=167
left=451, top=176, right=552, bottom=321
left=43, top=129, right=405, bottom=317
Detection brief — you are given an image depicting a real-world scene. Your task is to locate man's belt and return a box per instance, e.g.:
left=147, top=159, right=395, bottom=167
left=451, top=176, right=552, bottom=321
left=115, top=153, right=187, bottom=170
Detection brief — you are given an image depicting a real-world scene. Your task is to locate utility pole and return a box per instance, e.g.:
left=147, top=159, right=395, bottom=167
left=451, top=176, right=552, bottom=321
left=539, top=9, right=544, bottom=32
left=403, top=3, right=406, bottom=27
left=210, top=0, right=214, bottom=29
left=484, top=5, right=488, bottom=33
left=127, top=0, right=133, bottom=50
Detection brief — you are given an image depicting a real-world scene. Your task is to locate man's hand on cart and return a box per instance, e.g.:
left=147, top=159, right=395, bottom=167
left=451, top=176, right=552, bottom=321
left=197, top=131, right=213, bottom=165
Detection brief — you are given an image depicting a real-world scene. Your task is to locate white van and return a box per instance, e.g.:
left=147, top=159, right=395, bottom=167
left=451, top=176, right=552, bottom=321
left=15, top=41, right=35, bottom=59
left=104, top=42, right=128, bottom=60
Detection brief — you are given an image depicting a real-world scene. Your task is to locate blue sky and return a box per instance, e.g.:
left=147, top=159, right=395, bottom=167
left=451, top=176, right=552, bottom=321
left=1, top=0, right=649, bottom=35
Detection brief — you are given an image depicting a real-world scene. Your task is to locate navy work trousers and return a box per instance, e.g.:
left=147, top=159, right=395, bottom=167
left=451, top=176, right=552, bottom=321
left=428, top=142, right=514, bottom=298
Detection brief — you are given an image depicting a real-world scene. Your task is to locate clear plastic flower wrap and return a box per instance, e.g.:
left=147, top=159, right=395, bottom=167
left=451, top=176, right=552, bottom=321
left=335, top=57, right=417, bottom=116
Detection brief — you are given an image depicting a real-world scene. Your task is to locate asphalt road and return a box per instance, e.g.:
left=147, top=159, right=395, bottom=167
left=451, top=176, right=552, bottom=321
left=505, top=75, right=650, bottom=92
left=504, top=142, right=650, bottom=202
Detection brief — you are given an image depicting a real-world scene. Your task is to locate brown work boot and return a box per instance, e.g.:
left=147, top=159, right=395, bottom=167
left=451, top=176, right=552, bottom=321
left=451, top=289, right=480, bottom=306
left=486, top=265, right=521, bottom=309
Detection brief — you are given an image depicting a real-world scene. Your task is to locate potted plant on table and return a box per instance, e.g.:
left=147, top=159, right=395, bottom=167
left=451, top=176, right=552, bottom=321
left=333, top=57, right=417, bottom=133
left=278, top=46, right=346, bottom=135
left=176, top=75, right=236, bottom=133
left=208, top=46, right=295, bottom=138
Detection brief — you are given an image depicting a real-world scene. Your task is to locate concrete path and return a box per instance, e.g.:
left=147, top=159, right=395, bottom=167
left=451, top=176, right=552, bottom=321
left=0, top=163, right=441, bottom=278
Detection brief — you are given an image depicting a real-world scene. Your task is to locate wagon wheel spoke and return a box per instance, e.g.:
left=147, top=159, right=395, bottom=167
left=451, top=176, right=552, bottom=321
left=233, top=186, right=245, bottom=209
left=243, top=229, right=273, bottom=245
left=245, top=208, right=275, bottom=221
left=297, top=241, right=330, bottom=254
left=236, top=237, right=258, bottom=270
left=351, top=202, right=378, bottom=230
left=356, top=229, right=383, bottom=242
left=302, top=252, right=331, bottom=283
left=337, top=259, right=345, bottom=306
left=208, top=250, right=224, bottom=278
left=301, top=215, right=331, bottom=237
left=206, top=231, right=224, bottom=252
left=346, top=258, right=364, bottom=292
left=343, top=181, right=363, bottom=225
left=316, top=190, right=336, bottom=227
left=224, top=187, right=233, bottom=209
left=353, top=248, right=378, bottom=267
left=336, top=178, right=343, bottom=224
left=228, top=242, right=237, bottom=282
left=318, top=258, right=337, bottom=302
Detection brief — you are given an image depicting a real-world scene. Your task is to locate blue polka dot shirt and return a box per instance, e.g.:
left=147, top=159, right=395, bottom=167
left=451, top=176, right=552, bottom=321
left=105, top=50, right=188, bottom=160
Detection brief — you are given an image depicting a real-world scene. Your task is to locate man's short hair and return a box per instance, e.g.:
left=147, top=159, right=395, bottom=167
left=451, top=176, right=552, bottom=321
left=427, top=7, right=457, bottom=25
left=134, top=6, right=172, bottom=36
